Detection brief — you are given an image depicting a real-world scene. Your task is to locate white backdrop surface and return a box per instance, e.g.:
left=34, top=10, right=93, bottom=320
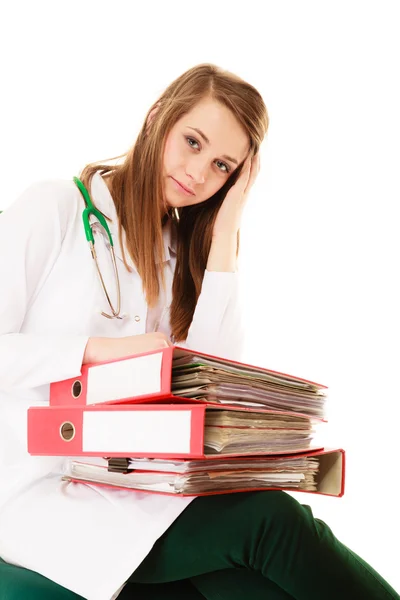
left=1, top=0, right=399, bottom=593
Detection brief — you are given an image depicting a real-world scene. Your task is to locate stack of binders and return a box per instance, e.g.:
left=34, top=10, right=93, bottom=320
left=28, top=346, right=345, bottom=497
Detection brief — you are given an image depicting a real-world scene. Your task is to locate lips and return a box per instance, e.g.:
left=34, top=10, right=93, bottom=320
left=171, top=177, right=195, bottom=196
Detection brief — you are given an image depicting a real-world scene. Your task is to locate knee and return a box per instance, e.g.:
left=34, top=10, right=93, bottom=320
left=239, top=491, right=315, bottom=533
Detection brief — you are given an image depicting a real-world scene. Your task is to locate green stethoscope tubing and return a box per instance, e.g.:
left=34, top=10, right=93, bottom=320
left=73, top=176, right=122, bottom=319
left=73, top=176, right=114, bottom=247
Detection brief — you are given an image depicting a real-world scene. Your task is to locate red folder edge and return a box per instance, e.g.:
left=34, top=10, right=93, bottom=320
left=50, top=345, right=327, bottom=407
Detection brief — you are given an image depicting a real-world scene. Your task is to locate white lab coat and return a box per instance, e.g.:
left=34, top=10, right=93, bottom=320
left=0, top=172, right=244, bottom=600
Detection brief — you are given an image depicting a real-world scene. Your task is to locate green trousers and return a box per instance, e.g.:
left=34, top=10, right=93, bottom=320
left=128, top=491, right=399, bottom=600
left=1, top=491, right=399, bottom=599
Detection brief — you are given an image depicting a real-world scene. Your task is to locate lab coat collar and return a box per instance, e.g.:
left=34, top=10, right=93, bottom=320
left=90, top=172, right=176, bottom=270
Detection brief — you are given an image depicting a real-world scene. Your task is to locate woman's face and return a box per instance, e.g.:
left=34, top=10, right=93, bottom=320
left=162, top=96, right=249, bottom=208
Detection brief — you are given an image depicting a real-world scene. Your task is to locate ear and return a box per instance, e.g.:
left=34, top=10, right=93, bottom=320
left=145, top=101, right=162, bottom=134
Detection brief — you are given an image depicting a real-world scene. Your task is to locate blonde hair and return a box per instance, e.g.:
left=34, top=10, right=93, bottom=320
left=80, top=63, right=269, bottom=341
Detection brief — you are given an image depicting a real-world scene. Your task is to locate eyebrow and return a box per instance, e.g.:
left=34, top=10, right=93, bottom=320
left=187, top=127, right=239, bottom=165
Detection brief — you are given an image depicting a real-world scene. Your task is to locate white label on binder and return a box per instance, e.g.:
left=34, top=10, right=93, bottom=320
left=86, top=352, right=163, bottom=404
left=82, top=410, right=192, bottom=453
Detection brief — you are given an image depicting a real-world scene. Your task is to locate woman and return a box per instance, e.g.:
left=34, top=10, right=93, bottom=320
left=0, top=64, right=398, bottom=600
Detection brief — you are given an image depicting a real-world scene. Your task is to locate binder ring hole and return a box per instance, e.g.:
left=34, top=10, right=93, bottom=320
left=71, top=380, right=82, bottom=399
left=60, top=422, right=75, bottom=442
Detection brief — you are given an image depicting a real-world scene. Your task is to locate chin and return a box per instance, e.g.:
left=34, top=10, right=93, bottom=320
left=165, top=194, right=200, bottom=209
left=164, top=196, right=183, bottom=209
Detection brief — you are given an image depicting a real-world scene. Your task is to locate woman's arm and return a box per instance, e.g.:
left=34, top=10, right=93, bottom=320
left=179, top=268, right=245, bottom=362
left=179, top=155, right=261, bottom=360
left=0, top=182, right=175, bottom=390
left=0, top=181, right=90, bottom=391
left=206, top=232, right=238, bottom=273
left=82, top=332, right=172, bottom=364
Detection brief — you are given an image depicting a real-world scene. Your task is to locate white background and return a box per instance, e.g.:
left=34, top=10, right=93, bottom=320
left=1, top=0, right=399, bottom=593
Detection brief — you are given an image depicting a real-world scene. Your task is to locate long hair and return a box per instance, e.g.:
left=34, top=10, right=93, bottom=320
left=79, top=63, right=269, bottom=341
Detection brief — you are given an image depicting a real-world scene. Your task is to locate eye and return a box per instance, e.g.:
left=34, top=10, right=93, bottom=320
left=215, top=160, right=230, bottom=174
left=186, top=136, right=200, bottom=149
left=185, top=136, right=231, bottom=174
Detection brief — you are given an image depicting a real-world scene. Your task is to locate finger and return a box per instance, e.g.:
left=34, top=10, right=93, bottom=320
left=236, top=155, right=252, bottom=189
left=241, top=154, right=252, bottom=171
left=244, top=154, right=260, bottom=193
left=251, top=153, right=260, bottom=180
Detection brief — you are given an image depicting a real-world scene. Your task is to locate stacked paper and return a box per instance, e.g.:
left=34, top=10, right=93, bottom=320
left=28, top=346, right=344, bottom=496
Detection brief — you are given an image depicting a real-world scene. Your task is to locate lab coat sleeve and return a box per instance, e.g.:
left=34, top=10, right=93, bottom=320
left=0, top=181, right=89, bottom=391
left=181, top=269, right=245, bottom=361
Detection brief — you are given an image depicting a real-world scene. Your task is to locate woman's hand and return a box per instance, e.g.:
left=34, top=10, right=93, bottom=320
left=212, top=153, right=260, bottom=237
left=83, top=332, right=172, bottom=364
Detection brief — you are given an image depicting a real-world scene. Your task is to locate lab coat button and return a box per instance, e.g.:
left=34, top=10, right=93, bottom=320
left=134, top=315, right=141, bottom=322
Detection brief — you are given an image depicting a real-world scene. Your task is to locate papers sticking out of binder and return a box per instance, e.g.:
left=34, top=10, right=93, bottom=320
left=171, top=352, right=326, bottom=418
left=49, top=346, right=327, bottom=419
left=62, top=449, right=345, bottom=497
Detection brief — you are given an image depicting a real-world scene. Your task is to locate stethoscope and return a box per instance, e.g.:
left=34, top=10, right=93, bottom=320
left=73, top=176, right=123, bottom=320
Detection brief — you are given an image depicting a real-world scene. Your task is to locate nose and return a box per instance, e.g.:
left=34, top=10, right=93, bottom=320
left=185, top=157, right=207, bottom=184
